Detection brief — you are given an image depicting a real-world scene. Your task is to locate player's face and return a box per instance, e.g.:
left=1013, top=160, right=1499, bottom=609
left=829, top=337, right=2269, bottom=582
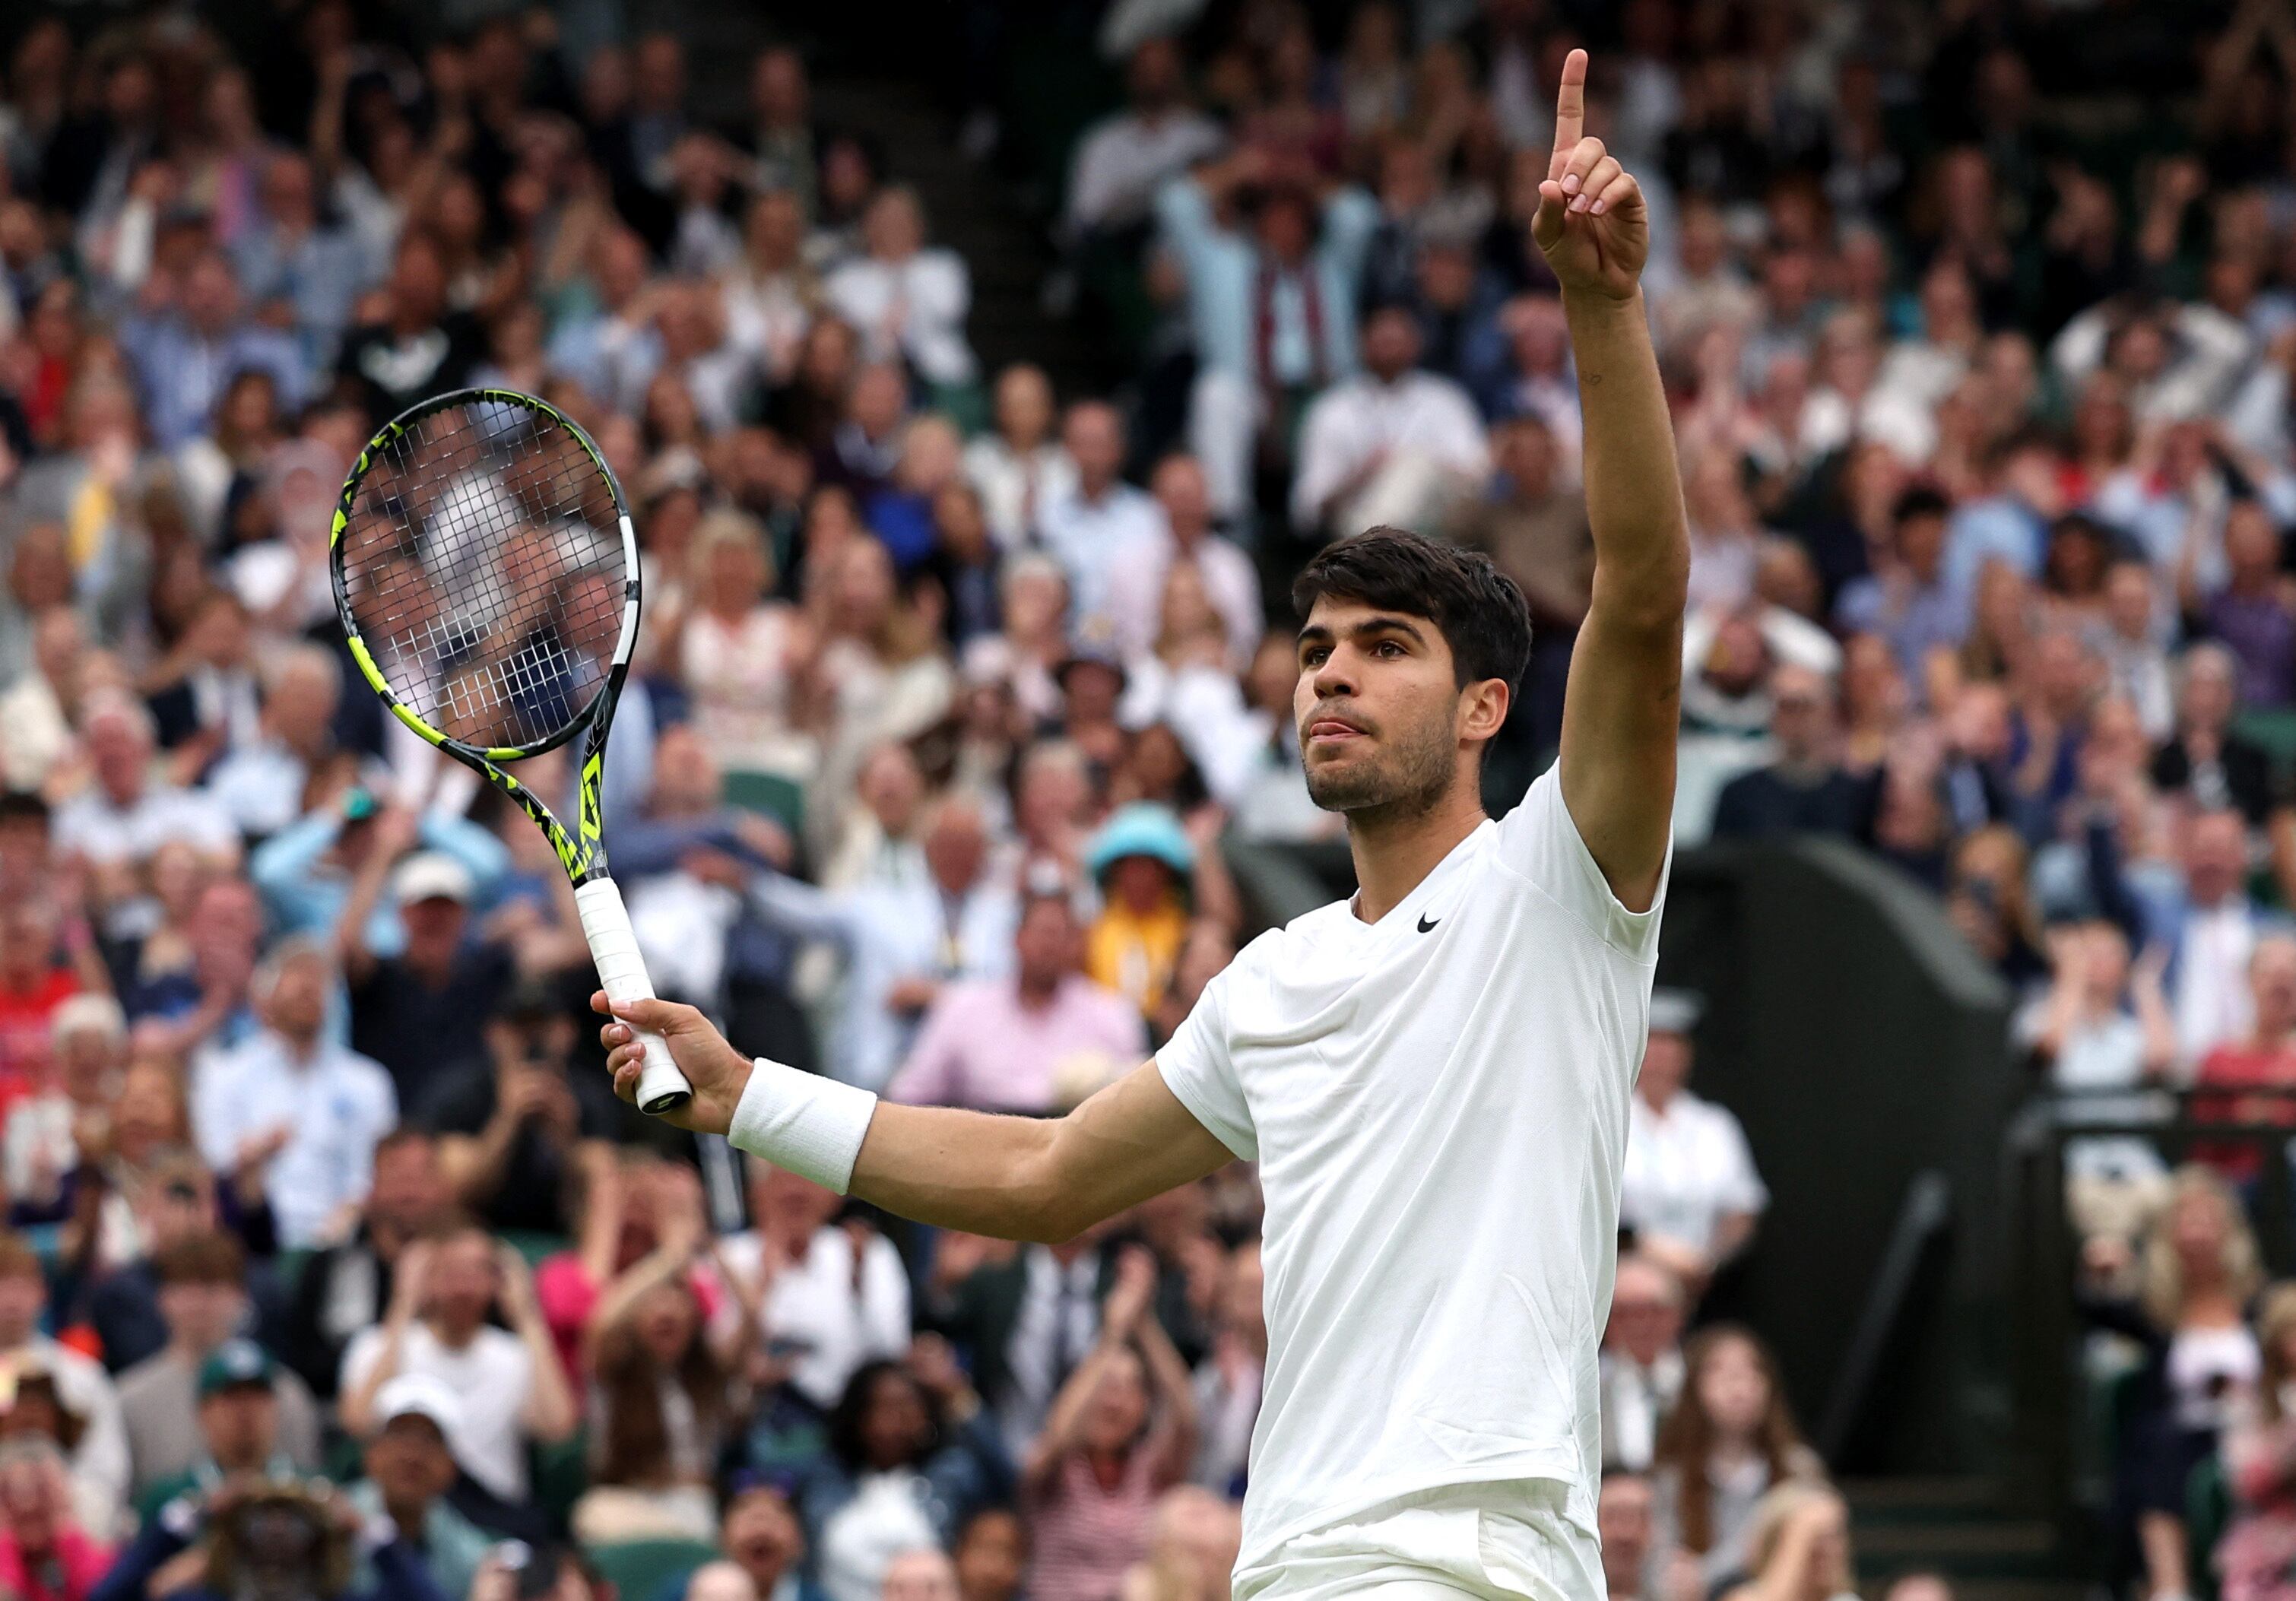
left=1294, top=597, right=1469, bottom=818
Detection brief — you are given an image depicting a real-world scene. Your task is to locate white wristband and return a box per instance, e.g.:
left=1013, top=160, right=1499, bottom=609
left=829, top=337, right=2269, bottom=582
left=728, top=1058, right=879, bottom=1195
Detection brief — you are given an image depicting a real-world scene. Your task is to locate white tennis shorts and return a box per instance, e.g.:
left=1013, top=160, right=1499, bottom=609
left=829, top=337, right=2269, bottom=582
left=1233, top=1479, right=1605, bottom=1601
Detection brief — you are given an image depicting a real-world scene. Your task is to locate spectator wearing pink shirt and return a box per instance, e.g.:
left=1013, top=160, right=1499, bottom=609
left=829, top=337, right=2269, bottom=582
left=886, top=895, right=1146, bottom=1115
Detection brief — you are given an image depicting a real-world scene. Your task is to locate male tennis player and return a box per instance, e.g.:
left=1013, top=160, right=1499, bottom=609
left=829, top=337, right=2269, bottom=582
left=596, top=49, right=1683, bottom=1601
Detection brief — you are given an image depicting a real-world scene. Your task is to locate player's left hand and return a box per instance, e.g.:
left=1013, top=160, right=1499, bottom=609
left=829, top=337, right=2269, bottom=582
left=1532, top=49, right=1647, bottom=301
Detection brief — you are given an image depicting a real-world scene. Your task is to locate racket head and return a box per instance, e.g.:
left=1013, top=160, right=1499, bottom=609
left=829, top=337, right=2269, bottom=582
left=329, top=388, right=640, bottom=764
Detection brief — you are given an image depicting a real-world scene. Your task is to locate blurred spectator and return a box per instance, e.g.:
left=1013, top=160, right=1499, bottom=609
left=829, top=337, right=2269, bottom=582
left=1105, top=456, right=1261, bottom=673
left=1067, top=42, right=1225, bottom=243
left=1598, top=1470, right=1656, bottom=1601
left=117, top=1238, right=319, bottom=1504
left=656, top=1485, right=820, bottom=1601
left=420, top=983, right=619, bottom=1238
left=2196, top=934, right=2296, bottom=1180
left=826, top=189, right=975, bottom=395
left=0, top=1437, right=111, bottom=1601
left=88, top=1476, right=450, bottom=1601
left=1290, top=304, right=1489, bottom=541
left=2164, top=808, right=2274, bottom=1067
left=4, top=995, right=125, bottom=1216
left=1834, top=489, right=1967, bottom=686
left=0, top=1236, right=127, bottom=1533
left=747, top=794, right=1016, bottom=1092
left=963, top=366, right=1075, bottom=555
left=119, top=249, right=306, bottom=453
left=1083, top=805, right=1214, bottom=1023
left=1648, top=1326, right=1825, bottom=1600
left=950, top=1507, right=1026, bottom=1601
left=189, top=937, right=395, bottom=1250
left=1154, top=150, right=1378, bottom=522
left=890, top=892, right=1144, bottom=1115
left=799, top=1358, right=1011, bottom=1601
left=281, top=1130, right=449, bottom=1403
left=338, top=813, right=515, bottom=1109
left=712, top=1162, right=908, bottom=1417
left=52, top=696, right=234, bottom=876
left=339, top=1229, right=579, bottom=1505
left=1188, top=1241, right=1261, bottom=1498
left=1021, top=1250, right=1196, bottom=1601
left=128, top=1338, right=306, bottom=1520
left=1718, top=1482, right=1857, bottom=1601
left=2079, top=1165, right=2263, bottom=1601
left=2152, top=643, right=2275, bottom=826
left=878, top=1549, right=959, bottom=1601
left=1039, top=403, right=1163, bottom=646
left=1601, top=1255, right=1687, bottom=1475
left=1709, top=664, right=1871, bottom=840
left=344, top=1376, right=492, bottom=1601
left=1620, top=992, right=1767, bottom=1299
left=1115, top=1485, right=1240, bottom=1601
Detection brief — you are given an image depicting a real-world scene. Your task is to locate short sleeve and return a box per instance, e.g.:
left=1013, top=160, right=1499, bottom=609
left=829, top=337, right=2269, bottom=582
left=1494, top=765, right=1670, bottom=959
left=1712, top=1109, right=1769, bottom=1215
left=1154, top=961, right=1257, bottom=1161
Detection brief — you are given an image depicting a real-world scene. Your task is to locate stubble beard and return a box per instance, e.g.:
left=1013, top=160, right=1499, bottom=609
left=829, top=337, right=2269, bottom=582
left=1303, top=713, right=1458, bottom=826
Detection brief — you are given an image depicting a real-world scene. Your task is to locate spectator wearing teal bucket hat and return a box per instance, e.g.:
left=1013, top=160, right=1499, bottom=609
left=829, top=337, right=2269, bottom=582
left=1083, top=804, right=1200, bottom=1021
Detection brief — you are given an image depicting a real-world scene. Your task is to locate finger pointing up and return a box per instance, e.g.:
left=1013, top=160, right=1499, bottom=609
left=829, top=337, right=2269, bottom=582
left=1549, top=47, right=1588, bottom=179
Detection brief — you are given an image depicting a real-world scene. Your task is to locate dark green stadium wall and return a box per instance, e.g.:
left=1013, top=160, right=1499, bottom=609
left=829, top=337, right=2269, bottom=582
left=1654, top=841, right=2018, bottom=1476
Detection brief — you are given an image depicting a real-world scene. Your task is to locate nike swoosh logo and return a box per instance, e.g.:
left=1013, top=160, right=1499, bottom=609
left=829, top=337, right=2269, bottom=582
left=1418, top=914, right=1440, bottom=933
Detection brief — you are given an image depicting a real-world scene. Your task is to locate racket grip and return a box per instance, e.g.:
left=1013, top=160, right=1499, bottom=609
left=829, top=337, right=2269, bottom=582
left=572, top=879, right=693, bottom=1116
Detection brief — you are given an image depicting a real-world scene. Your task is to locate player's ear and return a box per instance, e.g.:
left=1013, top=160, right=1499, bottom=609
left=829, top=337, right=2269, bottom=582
left=1460, top=678, right=1510, bottom=745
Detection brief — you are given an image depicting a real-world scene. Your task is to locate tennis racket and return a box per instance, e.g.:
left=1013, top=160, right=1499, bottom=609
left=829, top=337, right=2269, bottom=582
left=328, top=388, right=691, bottom=1115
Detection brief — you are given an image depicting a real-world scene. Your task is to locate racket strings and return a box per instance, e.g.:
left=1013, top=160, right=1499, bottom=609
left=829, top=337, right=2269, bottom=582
left=338, top=401, right=626, bottom=752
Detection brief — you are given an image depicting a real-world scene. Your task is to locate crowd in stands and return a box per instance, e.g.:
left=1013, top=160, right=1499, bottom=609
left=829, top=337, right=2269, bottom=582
left=9, top=0, right=2296, bottom=1598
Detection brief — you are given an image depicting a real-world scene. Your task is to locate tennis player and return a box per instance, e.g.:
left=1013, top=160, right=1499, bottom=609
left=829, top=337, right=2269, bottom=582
left=595, top=49, right=1684, bottom=1601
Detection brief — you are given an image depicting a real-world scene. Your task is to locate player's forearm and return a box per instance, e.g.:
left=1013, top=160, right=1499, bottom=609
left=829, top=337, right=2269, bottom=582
left=846, top=1102, right=1083, bottom=1244
left=1563, top=289, right=1689, bottom=627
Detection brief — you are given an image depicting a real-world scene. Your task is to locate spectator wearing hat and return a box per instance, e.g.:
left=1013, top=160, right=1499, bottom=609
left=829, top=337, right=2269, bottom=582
left=339, top=1227, right=578, bottom=1506
left=90, top=1476, right=452, bottom=1601
left=890, top=892, right=1146, bottom=1115
left=130, top=1338, right=306, bottom=1520
left=189, top=937, right=395, bottom=1251
left=335, top=805, right=515, bottom=1110
left=0, top=1236, right=125, bottom=1536
left=116, top=1235, right=320, bottom=1501
left=1083, top=804, right=1198, bottom=1022
left=344, top=1376, right=493, bottom=1601
left=1620, top=993, right=1768, bottom=1300
left=249, top=788, right=509, bottom=961
left=1290, top=303, right=1490, bottom=541
left=417, top=981, right=621, bottom=1238
left=1039, top=403, right=1165, bottom=646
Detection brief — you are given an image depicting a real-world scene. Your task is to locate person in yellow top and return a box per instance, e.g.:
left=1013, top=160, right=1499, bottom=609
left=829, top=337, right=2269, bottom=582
left=1083, top=803, right=1197, bottom=1020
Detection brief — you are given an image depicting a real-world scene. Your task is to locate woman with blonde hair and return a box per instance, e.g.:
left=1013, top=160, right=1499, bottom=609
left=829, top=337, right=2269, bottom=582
left=678, top=508, right=820, bottom=784
left=2082, top=1165, right=2263, bottom=1601
left=1721, top=1481, right=1857, bottom=1601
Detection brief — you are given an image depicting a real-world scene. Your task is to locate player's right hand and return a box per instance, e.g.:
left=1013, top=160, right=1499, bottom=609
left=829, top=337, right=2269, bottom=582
left=591, top=991, right=753, bottom=1137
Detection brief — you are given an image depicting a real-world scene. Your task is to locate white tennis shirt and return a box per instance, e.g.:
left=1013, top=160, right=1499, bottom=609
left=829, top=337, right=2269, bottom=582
left=1156, top=766, right=1668, bottom=1571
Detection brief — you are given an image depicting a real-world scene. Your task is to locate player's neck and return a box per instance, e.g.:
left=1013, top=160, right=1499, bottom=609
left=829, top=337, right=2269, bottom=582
left=1345, top=785, right=1489, bottom=925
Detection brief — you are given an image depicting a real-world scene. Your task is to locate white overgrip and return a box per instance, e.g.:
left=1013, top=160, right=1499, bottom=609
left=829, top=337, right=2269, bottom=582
left=572, top=877, right=692, bottom=1115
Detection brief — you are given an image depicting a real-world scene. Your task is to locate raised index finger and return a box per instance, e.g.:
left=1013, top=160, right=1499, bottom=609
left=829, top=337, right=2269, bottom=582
left=1549, top=47, right=1588, bottom=176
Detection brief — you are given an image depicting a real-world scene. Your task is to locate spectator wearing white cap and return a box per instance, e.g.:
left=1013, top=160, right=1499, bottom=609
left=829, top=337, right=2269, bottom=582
left=1619, top=992, right=1768, bottom=1300
left=189, top=937, right=396, bottom=1250
left=335, top=806, right=515, bottom=1110
left=344, top=1374, right=495, bottom=1601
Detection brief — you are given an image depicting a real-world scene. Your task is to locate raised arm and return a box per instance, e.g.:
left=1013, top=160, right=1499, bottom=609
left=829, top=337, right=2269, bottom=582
left=1534, top=49, right=1689, bottom=912
left=593, top=993, right=1230, bottom=1244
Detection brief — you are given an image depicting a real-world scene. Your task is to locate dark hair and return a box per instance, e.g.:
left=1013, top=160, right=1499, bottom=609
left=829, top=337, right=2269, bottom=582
left=1291, top=527, right=1533, bottom=696
left=153, top=1231, right=246, bottom=1287
left=0, top=793, right=50, bottom=828
left=592, top=1276, right=728, bottom=1490
left=1891, top=487, right=1951, bottom=526
left=826, top=1360, right=943, bottom=1472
